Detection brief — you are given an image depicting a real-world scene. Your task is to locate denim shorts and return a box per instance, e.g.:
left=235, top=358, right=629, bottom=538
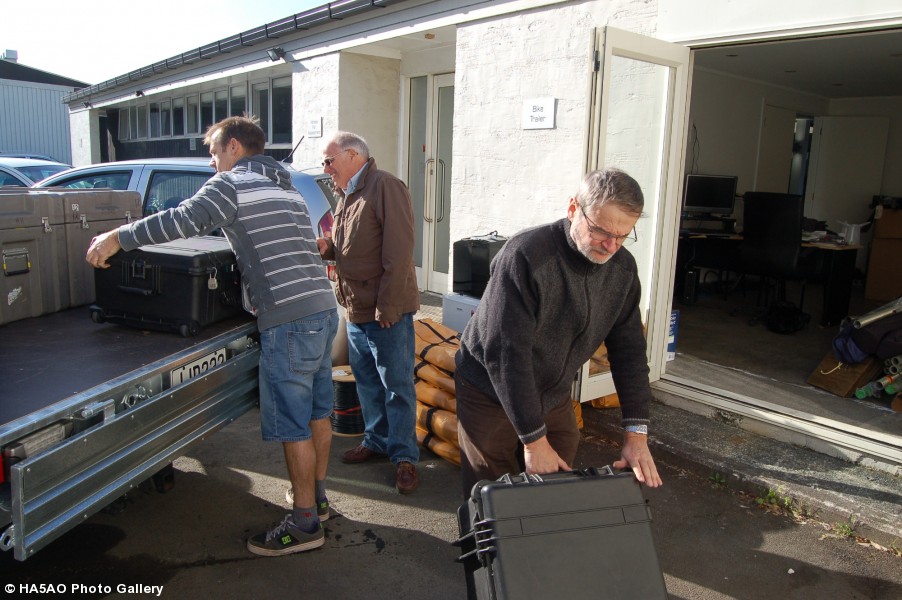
left=258, top=309, right=338, bottom=442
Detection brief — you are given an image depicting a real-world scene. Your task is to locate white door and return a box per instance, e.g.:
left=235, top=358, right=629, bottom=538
left=579, top=27, right=691, bottom=402
left=408, top=73, right=454, bottom=293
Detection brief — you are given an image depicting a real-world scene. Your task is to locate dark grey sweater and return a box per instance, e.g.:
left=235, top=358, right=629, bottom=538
left=455, top=218, right=652, bottom=444
left=118, top=156, right=335, bottom=332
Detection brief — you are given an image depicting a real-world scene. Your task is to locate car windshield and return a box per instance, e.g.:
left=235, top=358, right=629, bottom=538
left=16, top=164, right=70, bottom=182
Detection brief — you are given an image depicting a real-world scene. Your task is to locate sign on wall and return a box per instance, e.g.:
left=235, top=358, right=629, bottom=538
left=522, top=97, right=556, bottom=130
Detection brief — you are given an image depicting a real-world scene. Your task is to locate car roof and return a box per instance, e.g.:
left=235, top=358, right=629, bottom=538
left=0, top=153, right=61, bottom=161
left=42, top=157, right=329, bottom=179
left=0, top=157, right=70, bottom=168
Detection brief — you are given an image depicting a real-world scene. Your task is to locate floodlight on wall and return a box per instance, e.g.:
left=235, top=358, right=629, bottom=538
left=267, top=47, right=287, bottom=62
left=83, top=101, right=93, bottom=109
left=135, top=90, right=144, bottom=97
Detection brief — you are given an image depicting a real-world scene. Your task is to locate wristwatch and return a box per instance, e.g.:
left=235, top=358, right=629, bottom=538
left=624, top=424, right=648, bottom=435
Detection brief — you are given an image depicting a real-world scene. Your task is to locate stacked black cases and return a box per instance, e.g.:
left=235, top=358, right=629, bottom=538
left=456, top=467, right=667, bottom=600
left=91, top=236, right=243, bottom=337
left=452, top=233, right=507, bottom=299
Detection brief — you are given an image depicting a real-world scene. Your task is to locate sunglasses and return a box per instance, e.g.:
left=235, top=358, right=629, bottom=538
left=322, top=148, right=351, bottom=168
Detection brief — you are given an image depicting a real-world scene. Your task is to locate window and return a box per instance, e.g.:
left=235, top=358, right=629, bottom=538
left=149, top=103, right=161, bottom=138
left=230, top=85, right=246, bottom=117
left=186, top=95, right=199, bottom=134
left=144, top=171, right=213, bottom=216
left=252, top=82, right=269, bottom=139
left=129, top=107, right=138, bottom=141
left=50, top=172, right=132, bottom=190
left=172, top=98, right=185, bottom=136
left=200, top=92, right=214, bottom=131
left=137, top=104, right=148, bottom=138
left=215, top=90, right=228, bottom=122
left=0, top=171, right=26, bottom=186
left=118, top=108, right=130, bottom=140
left=17, top=164, right=69, bottom=181
left=271, top=76, right=292, bottom=144
left=161, top=100, right=171, bottom=136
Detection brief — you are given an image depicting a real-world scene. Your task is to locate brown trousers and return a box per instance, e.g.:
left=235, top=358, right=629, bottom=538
left=455, top=373, right=580, bottom=498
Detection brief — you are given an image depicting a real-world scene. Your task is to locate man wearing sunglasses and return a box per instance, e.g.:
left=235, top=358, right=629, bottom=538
left=317, top=131, right=421, bottom=495
left=454, top=168, right=663, bottom=496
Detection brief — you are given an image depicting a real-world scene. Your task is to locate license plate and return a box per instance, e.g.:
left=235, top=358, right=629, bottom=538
left=170, top=348, right=227, bottom=385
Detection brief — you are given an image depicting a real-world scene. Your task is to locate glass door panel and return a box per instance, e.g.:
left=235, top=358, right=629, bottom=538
left=580, top=27, right=690, bottom=402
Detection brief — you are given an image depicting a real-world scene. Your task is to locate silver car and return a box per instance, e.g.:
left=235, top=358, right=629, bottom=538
left=35, top=158, right=336, bottom=237
left=0, top=157, right=70, bottom=187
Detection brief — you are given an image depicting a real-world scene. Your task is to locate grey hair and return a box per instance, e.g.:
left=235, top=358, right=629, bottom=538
left=330, top=131, right=370, bottom=159
left=576, top=168, right=644, bottom=217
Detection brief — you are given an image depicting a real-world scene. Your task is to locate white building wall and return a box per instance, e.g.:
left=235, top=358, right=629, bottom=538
left=67, top=108, right=98, bottom=166
left=292, top=54, right=341, bottom=170
left=0, top=79, right=75, bottom=163
left=451, top=0, right=656, bottom=245
left=658, top=0, right=902, bottom=43
left=339, top=53, right=401, bottom=175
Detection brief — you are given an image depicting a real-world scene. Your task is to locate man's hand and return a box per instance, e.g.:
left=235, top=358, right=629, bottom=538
left=316, top=236, right=333, bottom=258
left=523, top=436, right=571, bottom=475
left=85, top=229, right=122, bottom=269
left=613, top=432, right=662, bottom=487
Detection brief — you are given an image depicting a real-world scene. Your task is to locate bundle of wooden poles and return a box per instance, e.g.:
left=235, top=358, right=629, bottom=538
left=413, top=318, right=462, bottom=466
left=411, top=317, right=591, bottom=467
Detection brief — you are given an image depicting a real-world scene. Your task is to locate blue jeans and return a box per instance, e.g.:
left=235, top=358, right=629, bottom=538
left=259, top=309, right=338, bottom=442
left=346, top=313, right=419, bottom=465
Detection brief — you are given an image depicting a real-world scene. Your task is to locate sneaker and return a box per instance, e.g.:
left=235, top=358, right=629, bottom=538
left=284, top=489, right=331, bottom=522
left=247, top=514, right=325, bottom=557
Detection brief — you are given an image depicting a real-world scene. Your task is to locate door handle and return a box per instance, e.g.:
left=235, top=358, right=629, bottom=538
left=436, top=158, right=447, bottom=223
left=424, top=158, right=435, bottom=223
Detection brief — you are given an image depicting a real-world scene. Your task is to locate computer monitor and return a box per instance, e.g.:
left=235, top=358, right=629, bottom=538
left=682, top=174, right=738, bottom=216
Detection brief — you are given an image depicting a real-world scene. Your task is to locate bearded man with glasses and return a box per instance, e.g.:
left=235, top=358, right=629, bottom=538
left=454, top=168, right=662, bottom=497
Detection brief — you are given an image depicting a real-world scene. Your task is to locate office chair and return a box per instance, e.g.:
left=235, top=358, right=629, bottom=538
left=735, top=192, right=809, bottom=324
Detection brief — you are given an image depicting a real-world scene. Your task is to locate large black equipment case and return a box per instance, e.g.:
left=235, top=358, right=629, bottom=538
left=452, top=232, right=507, bottom=299
left=91, top=236, right=243, bottom=336
left=454, top=467, right=667, bottom=600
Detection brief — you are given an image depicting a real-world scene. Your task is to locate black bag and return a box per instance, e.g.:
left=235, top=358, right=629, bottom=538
left=454, top=467, right=667, bottom=600
left=764, top=300, right=810, bottom=334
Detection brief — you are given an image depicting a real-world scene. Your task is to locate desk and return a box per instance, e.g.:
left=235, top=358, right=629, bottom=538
left=676, top=234, right=859, bottom=327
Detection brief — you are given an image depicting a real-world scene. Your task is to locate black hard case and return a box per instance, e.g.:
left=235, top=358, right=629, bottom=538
left=452, top=233, right=507, bottom=299
left=455, top=467, right=667, bottom=600
left=91, top=236, right=243, bottom=336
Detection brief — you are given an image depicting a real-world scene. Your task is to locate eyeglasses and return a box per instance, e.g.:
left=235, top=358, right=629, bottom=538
left=322, top=148, right=351, bottom=168
left=579, top=204, right=637, bottom=246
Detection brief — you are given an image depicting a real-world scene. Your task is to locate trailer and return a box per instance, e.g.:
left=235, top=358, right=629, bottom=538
left=0, top=189, right=261, bottom=561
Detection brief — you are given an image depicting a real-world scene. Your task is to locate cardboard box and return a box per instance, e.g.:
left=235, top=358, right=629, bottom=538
left=865, top=238, right=902, bottom=302
left=807, top=351, right=883, bottom=397
left=874, top=208, right=902, bottom=239
left=442, top=292, right=480, bottom=334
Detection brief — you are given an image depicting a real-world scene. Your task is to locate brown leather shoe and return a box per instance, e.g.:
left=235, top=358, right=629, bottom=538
left=396, top=461, right=419, bottom=494
left=341, top=444, right=386, bottom=464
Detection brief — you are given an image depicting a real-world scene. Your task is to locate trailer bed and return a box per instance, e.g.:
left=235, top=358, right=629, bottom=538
left=0, top=307, right=253, bottom=425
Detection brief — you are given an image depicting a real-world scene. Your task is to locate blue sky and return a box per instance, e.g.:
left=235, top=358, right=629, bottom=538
left=1, top=0, right=322, bottom=84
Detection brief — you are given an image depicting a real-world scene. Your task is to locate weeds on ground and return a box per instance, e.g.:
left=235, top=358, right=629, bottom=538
left=708, top=472, right=727, bottom=489
left=754, top=486, right=814, bottom=521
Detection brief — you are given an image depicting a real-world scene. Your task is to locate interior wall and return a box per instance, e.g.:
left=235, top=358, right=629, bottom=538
left=338, top=53, right=401, bottom=176
left=828, top=96, right=902, bottom=196
left=686, top=68, right=828, bottom=223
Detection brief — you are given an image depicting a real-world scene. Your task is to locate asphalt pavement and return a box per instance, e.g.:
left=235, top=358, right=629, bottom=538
left=2, top=401, right=900, bottom=599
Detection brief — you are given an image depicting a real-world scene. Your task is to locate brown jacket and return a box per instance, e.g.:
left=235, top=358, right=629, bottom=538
left=324, top=158, right=419, bottom=323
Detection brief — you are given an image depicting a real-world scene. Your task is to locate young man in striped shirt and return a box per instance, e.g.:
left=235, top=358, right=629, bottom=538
left=86, top=116, right=338, bottom=557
